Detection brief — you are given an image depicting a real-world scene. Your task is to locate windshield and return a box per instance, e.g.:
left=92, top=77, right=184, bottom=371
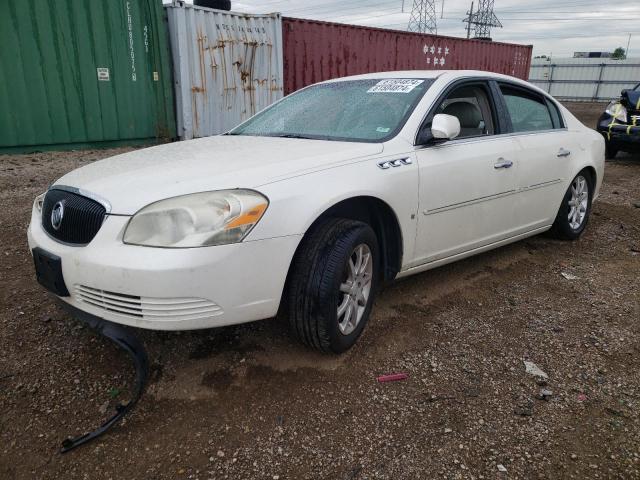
left=229, top=78, right=433, bottom=142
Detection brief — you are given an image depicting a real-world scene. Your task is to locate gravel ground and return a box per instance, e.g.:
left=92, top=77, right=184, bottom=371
left=1, top=104, right=639, bottom=479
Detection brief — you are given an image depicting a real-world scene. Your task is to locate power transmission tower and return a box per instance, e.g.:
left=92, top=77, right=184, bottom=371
left=463, top=0, right=501, bottom=39
left=464, top=1, right=474, bottom=38
left=407, top=0, right=437, bottom=34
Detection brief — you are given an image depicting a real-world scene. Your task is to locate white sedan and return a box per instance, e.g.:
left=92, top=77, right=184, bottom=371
left=28, top=70, right=605, bottom=353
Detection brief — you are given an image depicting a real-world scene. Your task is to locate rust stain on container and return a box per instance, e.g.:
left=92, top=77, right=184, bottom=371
left=282, top=18, right=532, bottom=95
left=166, top=4, right=283, bottom=139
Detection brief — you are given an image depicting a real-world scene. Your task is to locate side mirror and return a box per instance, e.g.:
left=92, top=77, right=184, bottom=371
left=431, top=114, right=461, bottom=140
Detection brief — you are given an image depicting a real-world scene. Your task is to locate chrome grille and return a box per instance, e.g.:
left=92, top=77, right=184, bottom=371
left=42, top=189, right=106, bottom=245
left=74, top=285, right=223, bottom=321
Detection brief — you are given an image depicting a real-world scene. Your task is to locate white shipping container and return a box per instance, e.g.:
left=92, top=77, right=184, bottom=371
left=529, top=57, right=640, bottom=102
left=166, top=3, right=284, bottom=139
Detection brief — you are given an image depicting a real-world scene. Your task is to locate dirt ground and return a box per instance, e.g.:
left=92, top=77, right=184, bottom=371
left=1, top=103, right=639, bottom=479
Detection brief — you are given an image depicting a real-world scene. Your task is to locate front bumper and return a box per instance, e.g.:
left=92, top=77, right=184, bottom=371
left=28, top=206, right=301, bottom=330
left=597, top=114, right=640, bottom=150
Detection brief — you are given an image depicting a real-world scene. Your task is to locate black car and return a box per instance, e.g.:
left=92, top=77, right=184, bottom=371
left=597, top=82, right=640, bottom=158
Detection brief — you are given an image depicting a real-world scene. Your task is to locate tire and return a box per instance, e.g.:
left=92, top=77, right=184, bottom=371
left=605, top=141, right=618, bottom=159
left=550, top=170, right=594, bottom=240
left=287, top=218, right=380, bottom=353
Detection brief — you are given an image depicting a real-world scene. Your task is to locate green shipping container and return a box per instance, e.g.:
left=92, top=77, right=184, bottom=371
left=0, top=0, right=176, bottom=153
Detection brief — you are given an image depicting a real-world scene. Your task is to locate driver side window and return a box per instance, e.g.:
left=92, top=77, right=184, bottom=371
left=436, top=84, right=495, bottom=139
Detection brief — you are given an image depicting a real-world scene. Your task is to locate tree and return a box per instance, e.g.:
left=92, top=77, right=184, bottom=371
left=612, top=47, right=626, bottom=59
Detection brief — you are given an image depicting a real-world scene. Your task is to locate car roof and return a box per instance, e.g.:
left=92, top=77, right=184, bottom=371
left=320, top=69, right=551, bottom=99
left=323, top=69, right=522, bottom=83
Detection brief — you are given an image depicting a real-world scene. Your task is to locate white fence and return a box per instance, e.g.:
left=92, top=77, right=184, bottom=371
left=166, top=3, right=284, bottom=139
left=529, top=57, right=640, bottom=102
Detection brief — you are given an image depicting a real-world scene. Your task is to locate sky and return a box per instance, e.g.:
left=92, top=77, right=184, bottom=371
left=201, top=0, right=640, bottom=58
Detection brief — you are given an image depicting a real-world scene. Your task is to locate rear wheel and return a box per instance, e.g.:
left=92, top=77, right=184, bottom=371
left=605, top=141, right=619, bottom=159
left=287, top=218, right=380, bottom=353
left=550, top=171, right=593, bottom=240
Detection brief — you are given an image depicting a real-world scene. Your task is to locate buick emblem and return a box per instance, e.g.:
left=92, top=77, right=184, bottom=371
left=51, top=201, right=65, bottom=230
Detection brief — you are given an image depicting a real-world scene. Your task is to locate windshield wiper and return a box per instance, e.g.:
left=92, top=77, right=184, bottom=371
left=270, top=133, right=315, bottom=139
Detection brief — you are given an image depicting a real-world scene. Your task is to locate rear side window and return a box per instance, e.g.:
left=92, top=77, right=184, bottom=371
left=500, top=85, right=554, bottom=133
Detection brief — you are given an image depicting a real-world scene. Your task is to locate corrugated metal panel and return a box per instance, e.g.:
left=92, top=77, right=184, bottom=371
left=0, top=0, right=175, bottom=152
left=282, top=18, right=532, bottom=94
left=166, top=3, right=283, bottom=139
left=529, top=57, right=640, bottom=102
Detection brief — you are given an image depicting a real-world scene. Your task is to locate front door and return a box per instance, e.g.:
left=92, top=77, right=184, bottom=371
left=412, top=81, right=521, bottom=266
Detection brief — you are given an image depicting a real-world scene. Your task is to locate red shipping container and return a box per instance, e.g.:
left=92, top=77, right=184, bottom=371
left=282, top=17, right=532, bottom=94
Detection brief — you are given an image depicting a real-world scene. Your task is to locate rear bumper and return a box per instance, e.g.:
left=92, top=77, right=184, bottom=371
left=28, top=206, right=301, bottom=330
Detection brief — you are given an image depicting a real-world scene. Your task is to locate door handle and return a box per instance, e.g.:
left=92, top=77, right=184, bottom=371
left=494, top=158, right=513, bottom=169
left=557, top=148, right=571, bottom=158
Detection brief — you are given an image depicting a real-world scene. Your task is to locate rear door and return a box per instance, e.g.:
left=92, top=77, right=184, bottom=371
left=497, top=83, right=575, bottom=230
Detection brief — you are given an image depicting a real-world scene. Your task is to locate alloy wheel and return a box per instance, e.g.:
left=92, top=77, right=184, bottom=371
left=337, top=243, right=373, bottom=335
left=568, top=175, right=589, bottom=230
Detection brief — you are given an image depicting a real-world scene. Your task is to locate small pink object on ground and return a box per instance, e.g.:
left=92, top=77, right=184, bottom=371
left=377, top=373, right=408, bottom=383
left=577, top=393, right=587, bottom=402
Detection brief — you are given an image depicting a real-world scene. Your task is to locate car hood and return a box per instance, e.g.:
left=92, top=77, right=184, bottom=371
left=54, top=135, right=383, bottom=214
left=622, top=89, right=640, bottom=112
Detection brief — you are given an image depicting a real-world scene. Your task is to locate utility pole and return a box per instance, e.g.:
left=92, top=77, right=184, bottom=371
left=407, top=0, right=438, bottom=34
left=463, top=0, right=501, bottom=39
left=626, top=33, right=631, bottom=59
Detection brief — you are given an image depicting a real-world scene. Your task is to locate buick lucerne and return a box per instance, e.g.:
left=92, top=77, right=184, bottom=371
left=28, top=70, right=605, bottom=353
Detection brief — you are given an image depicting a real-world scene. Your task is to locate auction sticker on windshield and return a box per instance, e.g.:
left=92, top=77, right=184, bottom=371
left=367, top=79, right=424, bottom=93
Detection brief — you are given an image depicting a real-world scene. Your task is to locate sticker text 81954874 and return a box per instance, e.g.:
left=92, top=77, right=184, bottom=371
left=367, top=79, right=424, bottom=93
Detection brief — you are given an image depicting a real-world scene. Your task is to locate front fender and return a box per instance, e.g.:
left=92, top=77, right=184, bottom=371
left=247, top=153, right=419, bottom=270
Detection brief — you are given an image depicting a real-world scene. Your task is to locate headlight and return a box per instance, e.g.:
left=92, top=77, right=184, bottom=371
left=605, top=101, right=627, bottom=123
left=123, top=189, right=269, bottom=248
left=34, top=192, right=45, bottom=213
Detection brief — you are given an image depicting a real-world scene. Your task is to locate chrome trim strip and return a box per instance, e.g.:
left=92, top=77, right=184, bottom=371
left=378, top=157, right=412, bottom=169
left=49, top=185, right=112, bottom=214
left=424, top=189, right=517, bottom=215
left=423, top=179, right=563, bottom=215
left=524, top=178, right=563, bottom=190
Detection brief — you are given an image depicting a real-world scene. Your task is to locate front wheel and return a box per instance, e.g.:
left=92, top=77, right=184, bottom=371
left=287, top=218, right=380, bottom=353
left=550, top=171, right=593, bottom=240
